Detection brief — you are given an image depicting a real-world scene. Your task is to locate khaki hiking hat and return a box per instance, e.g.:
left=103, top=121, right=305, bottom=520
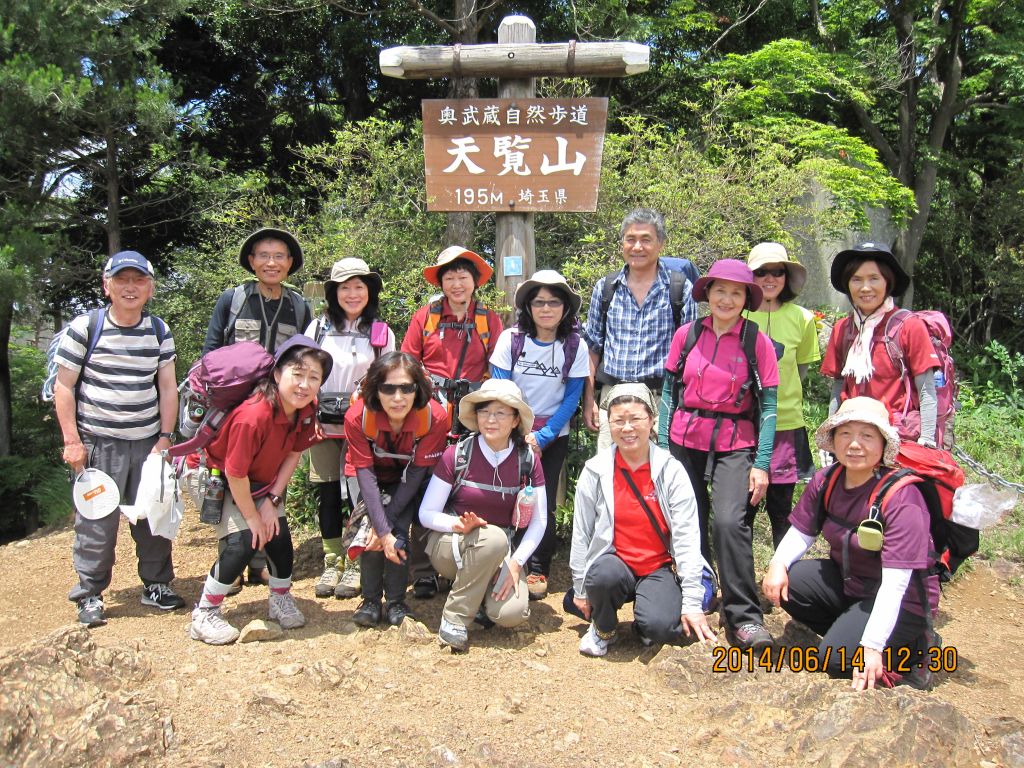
left=814, top=396, right=901, bottom=467
left=458, top=378, right=534, bottom=437
left=746, top=242, right=808, bottom=297
left=423, top=245, right=494, bottom=287
left=239, top=227, right=303, bottom=275
left=324, top=257, right=383, bottom=296
left=514, top=269, right=582, bottom=315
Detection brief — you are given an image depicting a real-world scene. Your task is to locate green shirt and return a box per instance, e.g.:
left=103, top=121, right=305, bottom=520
left=745, top=302, right=820, bottom=430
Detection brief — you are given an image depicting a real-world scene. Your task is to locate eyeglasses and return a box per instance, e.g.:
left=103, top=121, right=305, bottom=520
left=251, top=252, right=291, bottom=263
left=753, top=267, right=786, bottom=278
left=378, top=382, right=417, bottom=396
left=530, top=299, right=564, bottom=309
left=477, top=408, right=516, bottom=422
left=609, top=414, right=652, bottom=429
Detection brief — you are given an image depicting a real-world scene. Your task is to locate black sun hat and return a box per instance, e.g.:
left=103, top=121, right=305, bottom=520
left=830, top=242, right=910, bottom=298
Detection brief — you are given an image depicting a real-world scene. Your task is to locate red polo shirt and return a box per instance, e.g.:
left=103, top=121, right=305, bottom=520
left=401, top=299, right=502, bottom=382
left=344, top=398, right=450, bottom=484
left=612, top=452, right=672, bottom=577
left=205, top=394, right=318, bottom=485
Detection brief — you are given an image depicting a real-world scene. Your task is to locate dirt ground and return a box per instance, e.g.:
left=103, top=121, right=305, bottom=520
left=1, top=515, right=1022, bottom=767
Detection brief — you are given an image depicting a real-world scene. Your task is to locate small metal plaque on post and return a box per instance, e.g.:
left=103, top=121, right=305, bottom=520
left=503, top=256, right=524, bottom=276
left=422, top=97, right=608, bottom=212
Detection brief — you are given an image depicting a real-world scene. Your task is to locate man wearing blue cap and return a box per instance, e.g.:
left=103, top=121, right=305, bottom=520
left=53, top=251, right=183, bottom=627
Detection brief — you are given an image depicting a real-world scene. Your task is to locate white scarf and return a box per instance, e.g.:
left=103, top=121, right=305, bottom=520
left=841, top=297, right=895, bottom=384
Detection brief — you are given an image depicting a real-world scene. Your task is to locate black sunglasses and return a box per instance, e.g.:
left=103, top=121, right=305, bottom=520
left=753, top=267, right=787, bottom=278
left=378, top=382, right=417, bottom=395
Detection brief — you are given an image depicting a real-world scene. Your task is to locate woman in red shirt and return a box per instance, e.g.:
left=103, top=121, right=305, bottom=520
left=189, top=335, right=332, bottom=646
left=821, top=243, right=940, bottom=445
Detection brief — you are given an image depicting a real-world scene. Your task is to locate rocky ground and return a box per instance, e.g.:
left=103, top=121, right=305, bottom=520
left=1, top=515, right=1023, bottom=768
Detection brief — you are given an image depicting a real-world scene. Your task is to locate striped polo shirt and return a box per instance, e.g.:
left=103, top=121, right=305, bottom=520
left=55, top=310, right=176, bottom=440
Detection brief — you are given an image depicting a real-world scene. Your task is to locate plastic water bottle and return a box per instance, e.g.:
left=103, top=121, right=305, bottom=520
left=200, top=468, right=225, bottom=524
left=514, top=485, right=537, bottom=528
left=181, top=401, right=206, bottom=438
left=934, top=369, right=946, bottom=389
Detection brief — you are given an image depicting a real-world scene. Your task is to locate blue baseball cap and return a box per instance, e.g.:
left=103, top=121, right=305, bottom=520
left=104, top=250, right=155, bottom=277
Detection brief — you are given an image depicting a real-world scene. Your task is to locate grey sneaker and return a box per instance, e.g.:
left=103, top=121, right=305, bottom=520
left=728, top=622, right=774, bottom=651
left=141, top=583, right=186, bottom=611
left=333, top=558, right=361, bottom=599
left=315, top=554, right=341, bottom=598
left=438, top=617, right=469, bottom=652
left=190, top=605, right=239, bottom=645
left=77, top=595, right=106, bottom=628
left=268, top=591, right=306, bottom=630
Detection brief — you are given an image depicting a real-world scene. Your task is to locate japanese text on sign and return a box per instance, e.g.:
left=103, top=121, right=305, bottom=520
left=422, top=98, right=608, bottom=213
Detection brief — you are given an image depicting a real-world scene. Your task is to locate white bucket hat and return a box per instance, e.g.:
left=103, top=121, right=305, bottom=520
left=513, top=269, right=582, bottom=316
left=746, top=242, right=808, bottom=297
left=814, top=396, right=901, bottom=467
left=458, top=379, right=534, bottom=437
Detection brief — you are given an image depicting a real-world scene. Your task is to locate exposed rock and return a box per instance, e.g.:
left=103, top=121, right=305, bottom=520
left=237, top=619, right=283, bottom=643
left=0, top=625, right=168, bottom=767
left=276, top=662, right=304, bottom=677
left=398, top=618, right=434, bottom=643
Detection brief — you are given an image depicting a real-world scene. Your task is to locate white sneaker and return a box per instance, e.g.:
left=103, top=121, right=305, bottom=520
left=268, top=591, right=306, bottom=630
left=190, top=605, right=239, bottom=645
left=579, top=622, right=616, bottom=657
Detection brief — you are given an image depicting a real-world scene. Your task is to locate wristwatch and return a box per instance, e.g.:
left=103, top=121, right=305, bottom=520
left=158, top=431, right=175, bottom=442
left=268, top=492, right=283, bottom=507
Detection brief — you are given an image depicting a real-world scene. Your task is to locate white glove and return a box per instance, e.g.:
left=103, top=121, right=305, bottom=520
left=818, top=449, right=835, bottom=468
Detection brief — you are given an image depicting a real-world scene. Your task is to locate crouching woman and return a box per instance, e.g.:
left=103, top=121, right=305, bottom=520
left=762, top=396, right=940, bottom=690
left=569, top=384, right=716, bottom=657
left=189, top=335, right=332, bottom=645
left=418, top=379, right=546, bottom=652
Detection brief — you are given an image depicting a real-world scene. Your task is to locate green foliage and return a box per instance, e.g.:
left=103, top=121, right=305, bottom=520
left=960, top=342, right=1024, bottom=410
left=284, top=454, right=318, bottom=532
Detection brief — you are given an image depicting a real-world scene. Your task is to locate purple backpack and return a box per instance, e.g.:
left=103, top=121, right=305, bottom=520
left=509, top=327, right=581, bottom=385
left=167, top=341, right=276, bottom=459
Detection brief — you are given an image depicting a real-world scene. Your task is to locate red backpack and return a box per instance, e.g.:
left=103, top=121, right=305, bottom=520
left=839, top=309, right=959, bottom=447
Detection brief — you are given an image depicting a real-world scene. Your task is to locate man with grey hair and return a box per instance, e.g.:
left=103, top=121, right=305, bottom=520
left=582, top=208, right=698, bottom=450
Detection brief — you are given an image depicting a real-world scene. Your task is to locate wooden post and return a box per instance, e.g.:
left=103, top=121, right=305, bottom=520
left=494, top=16, right=536, bottom=318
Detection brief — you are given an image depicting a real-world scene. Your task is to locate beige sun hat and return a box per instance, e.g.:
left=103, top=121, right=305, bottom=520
left=422, top=245, right=494, bottom=287
left=746, top=242, right=808, bottom=297
left=324, top=257, right=383, bottom=295
left=514, top=269, right=582, bottom=315
left=603, top=382, right=657, bottom=415
left=458, top=378, right=534, bottom=437
left=814, top=396, right=901, bottom=467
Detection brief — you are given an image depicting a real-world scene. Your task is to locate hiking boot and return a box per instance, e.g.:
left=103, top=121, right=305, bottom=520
left=315, top=554, right=341, bottom=598
left=141, top=583, right=186, bottom=611
left=385, top=600, right=414, bottom=627
left=413, top=575, right=438, bottom=599
left=352, top=599, right=382, bottom=627
left=227, top=575, right=243, bottom=596
left=77, top=595, right=106, bottom=628
left=728, top=622, right=774, bottom=651
left=438, top=618, right=469, bottom=652
left=190, top=605, right=240, bottom=645
left=333, top=558, right=361, bottom=599
left=900, top=629, right=942, bottom=691
left=268, top=591, right=306, bottom=630
left=579, top=623, right=617, bottom=657
left=473, top=606, right=495, bottom=629
left=526, top=573, right=548, bottom=601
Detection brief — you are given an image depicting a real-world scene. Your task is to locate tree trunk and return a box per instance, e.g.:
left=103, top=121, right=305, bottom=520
left=105, top=127, right=121, bottom=255
left=0, top=296, right=11, bottom=458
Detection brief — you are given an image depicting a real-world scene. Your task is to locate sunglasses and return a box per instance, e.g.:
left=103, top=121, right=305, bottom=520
left=530, top=299, right=564, bottom=309
left=753, top=267, right=787, bottom=278
left=378, top=382, right=417, bottom=395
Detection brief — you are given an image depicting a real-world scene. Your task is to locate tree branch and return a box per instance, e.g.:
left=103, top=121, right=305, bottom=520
left=407, top=0, right=457, bottom=36
left=699, top=0, right=771, bottom=62
left=849, top=98, right=900, bottom=174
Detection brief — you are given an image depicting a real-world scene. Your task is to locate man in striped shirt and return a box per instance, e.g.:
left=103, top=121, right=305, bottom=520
left=54, top=251, right=183, bottom=627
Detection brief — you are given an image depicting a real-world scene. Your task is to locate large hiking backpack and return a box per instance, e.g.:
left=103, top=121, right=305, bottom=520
left=167, top=340, right=276, bottom=460
left=818, top=441, right=977, bottom=584
left=508, top=326, right=581, bottom=385
left=41, top=309, right=168, bottom=402
left=838, top=309, right=959, bottom=447
left=450, top=434, right=534, bottom=528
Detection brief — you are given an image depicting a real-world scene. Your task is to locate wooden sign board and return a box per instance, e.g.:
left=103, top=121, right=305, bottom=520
left=422, top=97, right=608, bottom=212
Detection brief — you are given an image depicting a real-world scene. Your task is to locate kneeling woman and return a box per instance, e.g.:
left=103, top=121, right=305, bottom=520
left=190, top=335, right=332, bottom=645
left=762, top=397, right=939, bottom=690
left=418, top=379, right=546, bottom=652
left=570, top=384, right=716, bottom=657
left=344, top=352, right=449, bottom=627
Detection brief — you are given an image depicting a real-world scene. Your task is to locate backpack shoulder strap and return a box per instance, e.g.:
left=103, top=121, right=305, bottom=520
left=869, top=468, right=922, bottom=520
left=561, top=331, right=581, bottom=384
left=314, top=316, right=329, bottom=346
left=816, top=462, right=846, bottom=529
left=412, top=405, right=433, bottom=439
left=145, top=312, right=169, bottom=346
left=473, top=302, right=491, bottom=351
left=84, top=307, right=106, bottom=361
left=422, top=299, right=444, bottom=338
left=518, top=441, right=534, bottom=488
left=288, top=287, right=310, bottom=327
left=668, top=269, right=687, bottom=328
left=599, top=271, right=620, bottom=345
left=509, top=328, right=526, bottom=367
left=881, top=308, right=913, bottom=375
left=740, top=318, right=762, bottom=398
left=676, top=320, right=704, bottom=375
left=361, top=406, right=379, bottom=442
left=452, top=434, right=476, bottom=493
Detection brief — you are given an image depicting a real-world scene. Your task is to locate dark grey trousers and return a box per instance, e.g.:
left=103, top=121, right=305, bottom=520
left=69, top=434, right=173, bottom=602
left=585, top=553, right=683, bottom=644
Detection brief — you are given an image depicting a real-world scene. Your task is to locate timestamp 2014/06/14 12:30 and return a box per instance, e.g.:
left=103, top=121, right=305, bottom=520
left=711, top=645, right=959, bottom=674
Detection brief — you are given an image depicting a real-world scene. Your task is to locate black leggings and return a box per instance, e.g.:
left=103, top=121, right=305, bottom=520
left=212, top=518, right=294, bottom=584
left=528, top=435, right=571, bottom=577
left=315, top=480, right=349, bottom=540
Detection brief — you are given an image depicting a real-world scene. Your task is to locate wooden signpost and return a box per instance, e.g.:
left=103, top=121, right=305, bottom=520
left=380, top=15, right=649, bottom=308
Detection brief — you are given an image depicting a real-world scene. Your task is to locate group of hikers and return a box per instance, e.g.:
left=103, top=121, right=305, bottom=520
left=54, top=207, right=949, bottom=691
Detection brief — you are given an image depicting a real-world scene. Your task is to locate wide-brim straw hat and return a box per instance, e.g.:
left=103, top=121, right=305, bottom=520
left=814, top=396, right=901, bottom=467
left=830, top=242, right=910, bottom=298
left=422, top=245, right=494, bottom=287
left=324, top=257, right=382, bottom=295
left=458, top=379, right=534, bottom=437
left=239, top=227, right=303, bottom=275
left=513, top=269, right=582, bottom=315
left=746, top=242, right=808, bottom=297
left=692, top=258, right=763, bottom=311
